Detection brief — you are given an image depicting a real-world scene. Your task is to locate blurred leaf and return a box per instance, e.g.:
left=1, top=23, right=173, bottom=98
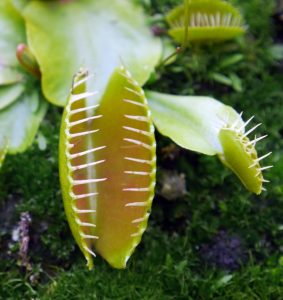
left=0, top=83, right=24, bottom=110
left=0, top=66, right=23, bottom=85
left=230, top=72, right=243, bottom=93
left=0, top=0, right=26, bottom=66
left=0, top=0, right=49, bottom=160
left=0, top=0, right=26, bottom=84
left=0, top=91, right=48, bottom=154
left=269, top=44, right=283, bottom=60
left=36, top=131, right=47, bottom=151
left=11, top=0, right=29, bottom=12
left=210, top=72, right=242, bottom=92
left=210, top=72, right=233, bottom=86
left=213, top=274, right=233, bottom=290
left=22, top=0, right=162, bottom=106
left=218, top=54, right=244, bottom=70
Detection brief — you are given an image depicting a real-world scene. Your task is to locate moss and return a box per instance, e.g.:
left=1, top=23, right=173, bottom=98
left=1, top=0, right=283, bottom=299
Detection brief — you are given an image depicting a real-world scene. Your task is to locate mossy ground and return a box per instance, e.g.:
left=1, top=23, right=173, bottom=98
left=1, top=0, right=283, bottom=299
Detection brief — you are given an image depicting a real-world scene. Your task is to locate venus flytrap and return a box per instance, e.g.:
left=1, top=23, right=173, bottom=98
left=0, top=0, right=273, bottom=271
left=219, top=122, right=272, bottom=194
left=60, top=67, right=156, bottom=269
left=0, top=0, right=47, bottom=165
left=0, top=0, right=160, bottom=167
left=146, top=91, right=271, bottom=195
left=59, top=71, right=272, bottom=269
left=167, top=0, right=245, bottom=44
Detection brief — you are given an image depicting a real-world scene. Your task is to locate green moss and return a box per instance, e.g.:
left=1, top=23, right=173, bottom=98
left=0, top=106, right=75, bottom=264
left=1, top=0, right=283, bottom=299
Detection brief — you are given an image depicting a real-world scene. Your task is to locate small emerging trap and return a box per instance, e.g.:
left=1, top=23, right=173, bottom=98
left=167, top=0, right=246, bottom=44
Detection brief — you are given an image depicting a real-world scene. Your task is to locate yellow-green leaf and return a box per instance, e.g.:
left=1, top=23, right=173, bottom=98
left=60, top=67, right=156, bottom=269
left=23, top=0, right=162, bottom=106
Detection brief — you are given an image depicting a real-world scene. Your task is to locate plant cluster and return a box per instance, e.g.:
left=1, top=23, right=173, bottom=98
left=0, top=0, right=274, bottom=270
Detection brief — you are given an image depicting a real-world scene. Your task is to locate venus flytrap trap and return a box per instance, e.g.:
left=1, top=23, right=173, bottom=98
left=60, top=67, right=156, bottom=269
left=146, top=91, right=272, bottom=195
left=167, top=0, right=246, bottom=44
left=218, top=122, right=272, bottom=194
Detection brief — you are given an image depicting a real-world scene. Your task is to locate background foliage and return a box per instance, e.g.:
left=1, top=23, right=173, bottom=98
left=0, top=0, right=283, bottom=299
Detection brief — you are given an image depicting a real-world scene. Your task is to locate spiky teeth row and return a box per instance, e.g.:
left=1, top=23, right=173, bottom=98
left=171, top=12, right=243, bottom=29
left=219, top=115, right=272, bottom=195
left=166, top=0, right=245, bottom=43
left=59, top=67, right=156, bottom=269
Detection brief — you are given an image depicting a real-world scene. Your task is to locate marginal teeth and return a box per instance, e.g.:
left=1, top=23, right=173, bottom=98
left=222, top=14, right=227, bottom=26
left=190, top=14, right=195, bottom=27
left=215, top=12, right=220, bottom=26
left=223, top=113, right=271, bottom=193
left=209, top=14, right=215, bottom=27
left=70, top=104, right=99, bottom=115
left=243, top=123, right=262, bottom=137
left=247, top=135, right=268, bottom=146
left=203, top=13, right=209, bottom=26
left=249, top=152, right=272, bottom=168
left=196, top=12, right=201, bottom=26
left=74, top=208, right=97, bottom=214
left=255, top=152, right=272, bottom=163
left=70, top=91, right=98, bottom=104
left=173, top=8, right=244, bottom=30
left=76, top=220, right=97, bottom=228
left=73, top=74, right=94, bottom=89
left=238, top=116, right=254, bottom=131
left=80, top=233, right=99, bottom=239
left=226, top=13, right=232, bottom=26
left=230, top=112, right=243, bottom=130
left=83, top=245, right=96, bottom=257
left=259, top=165, right=273, bottom=171
left=232, top=16, right=241, bottom=27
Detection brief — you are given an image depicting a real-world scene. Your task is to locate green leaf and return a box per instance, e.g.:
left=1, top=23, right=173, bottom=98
left=213, top=274, right=233, bottom=289
left=0, top=66, right=23, bottom=85
left=0, top=0, right=26, bottom=67
left=210, top=72, right=233, bottom=86
left=146, top=90, right=242, bottom=156
left=269, top=44, right=283, bottom=61
left=0, top=0, right=48, bottom=162
left=230, top=72, right=242, bottom=93
left=22, top=0, right=162, bottom=106
left=0, top=83, right=24, bottom=110
left=0, top=0, right=26, bottom=88
left=11, top=0, right=29, bottom=12
left=218, top=54, right=244, bottom=70
left=0, top=91, right=48, bottom=154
